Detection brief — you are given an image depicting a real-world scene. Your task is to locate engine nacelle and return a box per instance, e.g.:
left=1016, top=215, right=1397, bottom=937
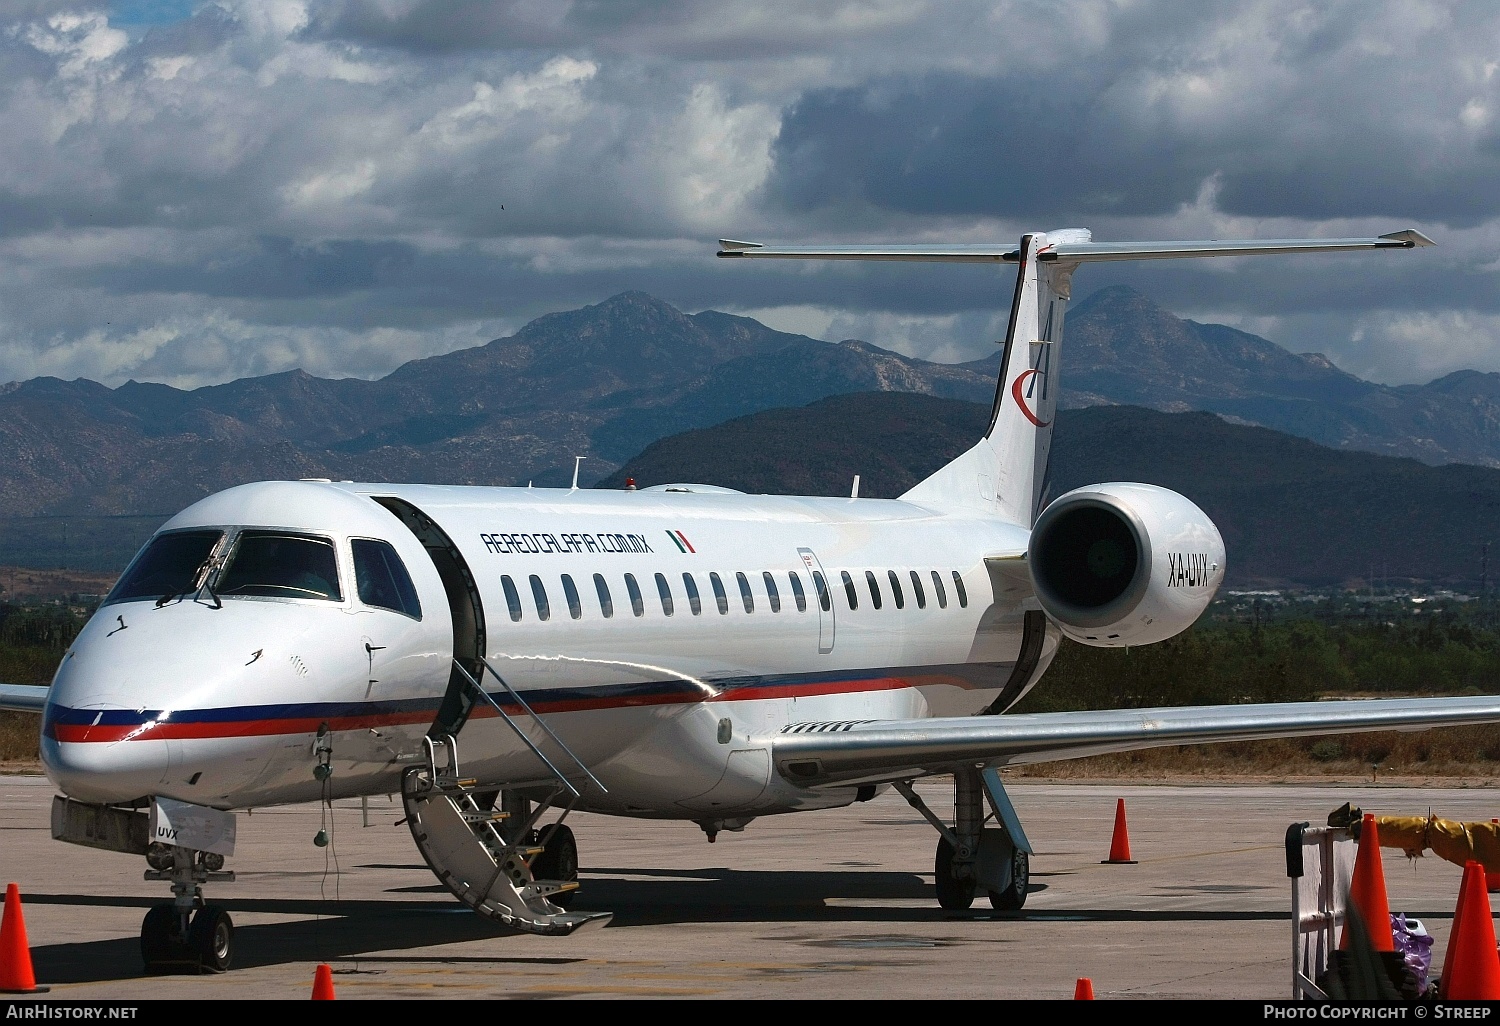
left=1028, top=482, right=1225, bottom=648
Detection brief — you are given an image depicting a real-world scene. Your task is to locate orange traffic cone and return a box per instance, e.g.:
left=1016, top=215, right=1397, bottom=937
left=1439, top=860, right=1481, bottom=998
left=1340, top=814, right=1394, bottom=952
left=311, top=963, right=336, bottom=1000
left=1101, top=799, right=1137, bottom=864
left=1444, top=860, right=1500, bottom=1000
left=1074, top=977, right=1095, bottom=999
left=0, top=883, right=48, bottom=994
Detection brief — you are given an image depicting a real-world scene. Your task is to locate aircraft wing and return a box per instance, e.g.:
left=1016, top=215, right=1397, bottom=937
left=0, top=684, right=48, bottom=714
left=771, top=695, right=1500, bottom=788
left=717, top=230, right=1433, bottom=264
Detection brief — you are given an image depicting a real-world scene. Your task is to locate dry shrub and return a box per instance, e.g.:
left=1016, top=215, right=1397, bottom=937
left=0, top=645, right=61, bottom=686
left=0, top=711, right=40, bottom=765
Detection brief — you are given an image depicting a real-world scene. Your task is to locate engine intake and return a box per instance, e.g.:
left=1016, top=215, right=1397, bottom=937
left=1029, top=482, right=1224, bottom=648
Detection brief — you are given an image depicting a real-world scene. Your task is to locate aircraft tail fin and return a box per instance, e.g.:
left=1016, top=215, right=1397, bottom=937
left=899, top=231, right=1065, bottom=523
left=719, top=228, right=1433, bottom=525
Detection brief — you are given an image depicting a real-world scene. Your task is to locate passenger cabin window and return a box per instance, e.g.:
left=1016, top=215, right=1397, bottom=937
left=763, top=572, right=781, bottom=612
left=812, top=570, right=831, bottom=612
left=108, top=529, right=223, bottom=605
left=932, top=570, right=948, bottom=608
left=561, top=574, right=583, bottom=619
left=352, top=539, right=422, bottom=619
left=952, top=571, right=969, bottom=608
left=594, top=573, right=613, bottom=618
left=502, top=575, right=523, bottom=621
left=909, top=570, right=926, bottom=609
left=624, top=573, right=644, bottom=617
left=655, top=573, right=674, bottom=616
left=218, top=532, right=341, bottom=601
left=682, top=573, right=702, bottom=615
left=710, top=572, right=729, bottom=614
left=887, top=570, right=904, bottom=610
left=841, top=570, right=858, bottom=610
left=736, top=572, right=755, bottom=613
left=788, top=571, right=807, bottom=612
left=865, top=570, right=882, bottom=610
left=530, top=574, right=551, bottom=621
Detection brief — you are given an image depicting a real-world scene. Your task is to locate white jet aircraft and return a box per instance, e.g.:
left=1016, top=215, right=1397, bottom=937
left=3, top=226, right=1492, bottom=973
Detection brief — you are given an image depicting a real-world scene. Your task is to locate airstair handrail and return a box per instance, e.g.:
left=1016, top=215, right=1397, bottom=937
left=475, top=655, right=609, bottom=795
left=450, top=659, right=583, bottom=799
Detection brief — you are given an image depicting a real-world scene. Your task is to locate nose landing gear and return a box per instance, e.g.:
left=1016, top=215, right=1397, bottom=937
left=141, top=842, right=236, bottom=973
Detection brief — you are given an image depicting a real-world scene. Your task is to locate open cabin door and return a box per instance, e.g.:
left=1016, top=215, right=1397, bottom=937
left=374, top=497, right=486, bottom=738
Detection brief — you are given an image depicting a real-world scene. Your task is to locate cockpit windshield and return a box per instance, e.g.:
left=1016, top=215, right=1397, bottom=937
left=107, top=530, right=224, bottom=605
left=216, top=531, right=343, bottom=602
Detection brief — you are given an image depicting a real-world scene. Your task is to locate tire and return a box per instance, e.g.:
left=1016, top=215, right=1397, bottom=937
left=933, top=836, right=976, bottom=910
left=988, top=848, right=1030, bottom=911
left=189, top=906, right=234, bottom=974
left=530, top=824, right=579, bottom=910
left=140, top=905, right=181, bottom=972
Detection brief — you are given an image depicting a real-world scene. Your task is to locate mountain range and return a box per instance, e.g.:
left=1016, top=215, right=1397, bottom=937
left=0, top=290, right=993, bottom=519
left=6, top=285, right=1500, bottom=577
left=1063, top=287, right=1500, bottom=467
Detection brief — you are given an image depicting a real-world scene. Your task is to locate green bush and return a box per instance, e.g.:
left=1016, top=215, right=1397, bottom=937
left=1309, top=740, right=1344, bottom=762
left=1019, top=619, right=1500, bottom=717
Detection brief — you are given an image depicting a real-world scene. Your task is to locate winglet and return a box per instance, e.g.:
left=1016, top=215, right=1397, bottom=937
left=1379, top=229, right=1436, bottom=248
left=717, top=239, right=763, bottom=257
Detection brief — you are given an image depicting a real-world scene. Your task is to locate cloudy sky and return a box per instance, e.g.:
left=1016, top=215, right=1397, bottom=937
left=0, top=0, right=1496, bottom=389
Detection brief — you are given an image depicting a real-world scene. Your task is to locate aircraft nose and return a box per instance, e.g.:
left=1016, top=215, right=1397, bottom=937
left=41, top=729, right=173, bottom=805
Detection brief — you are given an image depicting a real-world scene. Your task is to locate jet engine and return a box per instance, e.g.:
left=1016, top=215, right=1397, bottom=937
left=1028, top=482, right=1225, bottom=648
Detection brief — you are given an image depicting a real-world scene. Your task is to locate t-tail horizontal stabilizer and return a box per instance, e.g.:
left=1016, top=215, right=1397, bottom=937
left=716, top=230, right=1435, bottom=263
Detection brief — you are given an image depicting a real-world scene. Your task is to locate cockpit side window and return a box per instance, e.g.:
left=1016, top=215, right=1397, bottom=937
left=217, top=531, right=343, bottom=602
left=352, top=538, right=422, bottom=619
left=106, top=529, right=224, bottom=605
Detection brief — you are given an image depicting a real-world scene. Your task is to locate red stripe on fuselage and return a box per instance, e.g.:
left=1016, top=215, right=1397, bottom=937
left=49, top=673, right=977, bottom=742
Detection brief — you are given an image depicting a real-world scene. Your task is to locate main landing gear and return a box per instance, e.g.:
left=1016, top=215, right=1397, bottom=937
left=896, top=765, right=1032, bottom=912
left=141, top=842, right=236, bottom=973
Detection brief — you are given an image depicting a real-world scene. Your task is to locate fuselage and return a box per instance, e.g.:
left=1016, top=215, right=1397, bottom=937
left=41, top=479, right=1052, bottom=819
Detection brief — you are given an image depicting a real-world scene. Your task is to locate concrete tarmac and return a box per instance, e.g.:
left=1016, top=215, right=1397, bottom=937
left=1, top=773, right=1496, bottom=1000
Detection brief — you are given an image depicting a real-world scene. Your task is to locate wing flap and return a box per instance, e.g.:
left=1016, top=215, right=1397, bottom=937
left=772, top=696, right=1500, bottom=787
left=0, top=684, right=49, bottom=714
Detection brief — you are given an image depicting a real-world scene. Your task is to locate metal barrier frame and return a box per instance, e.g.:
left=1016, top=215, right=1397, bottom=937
left=1287, top=821, right=1355, bottom=999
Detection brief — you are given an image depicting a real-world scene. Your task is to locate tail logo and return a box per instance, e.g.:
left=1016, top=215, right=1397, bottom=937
left=1011, top=369, right=1051, bottom=427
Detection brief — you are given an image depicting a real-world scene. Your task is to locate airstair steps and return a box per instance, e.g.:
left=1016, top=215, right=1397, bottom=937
left=401, top=758, right=609, bottom=936
left=401, top=661, right=612, bottom=935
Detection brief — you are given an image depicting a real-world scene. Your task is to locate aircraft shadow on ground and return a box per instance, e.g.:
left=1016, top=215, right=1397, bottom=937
left=25, top=894, right=577, bottom=985
left=22, top=865, right=1279, bottom=984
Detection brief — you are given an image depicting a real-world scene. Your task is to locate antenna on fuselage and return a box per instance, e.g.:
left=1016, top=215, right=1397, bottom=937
left=851, top=475, right=860, bottom=499
left=571, top=456, right=588, bottom=491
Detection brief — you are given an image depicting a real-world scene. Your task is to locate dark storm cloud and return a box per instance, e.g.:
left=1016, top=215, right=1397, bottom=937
left=2, top=1, right=1499, bottom=389
left=771, top=62, right=1500, bottom=227
left=307, top=0, right=915, bottom=59
left=306, top=0, right=574, bottom=54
